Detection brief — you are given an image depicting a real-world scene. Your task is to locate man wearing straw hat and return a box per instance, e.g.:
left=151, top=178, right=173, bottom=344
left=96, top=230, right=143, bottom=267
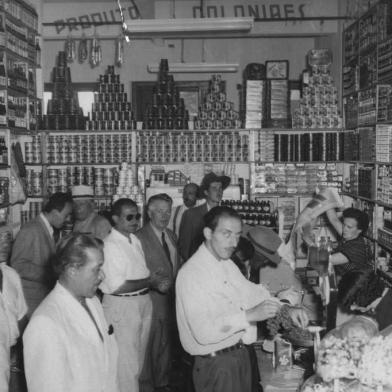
left=72, top=185, right=112, bottom=240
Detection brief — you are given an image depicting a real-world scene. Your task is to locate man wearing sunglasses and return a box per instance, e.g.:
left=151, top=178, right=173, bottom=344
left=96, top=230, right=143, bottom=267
left=100, top=198, right=170, bottom=392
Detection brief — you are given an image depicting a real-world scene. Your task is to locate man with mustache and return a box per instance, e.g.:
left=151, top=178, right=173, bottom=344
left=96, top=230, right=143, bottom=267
left=23, top=234, right=119, bottom=392
left=176, top=206, right=309, bottom=392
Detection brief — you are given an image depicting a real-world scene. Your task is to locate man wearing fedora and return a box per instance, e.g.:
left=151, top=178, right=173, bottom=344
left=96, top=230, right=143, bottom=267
left=72, top=185, right=112, bottom=240
left=179, top=172, right=230, bottom=261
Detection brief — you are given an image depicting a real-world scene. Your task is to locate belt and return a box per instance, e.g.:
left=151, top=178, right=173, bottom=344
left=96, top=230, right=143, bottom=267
left=200, top=341, right=245, bottom=358
left=110, top=288, right=150, bottom=297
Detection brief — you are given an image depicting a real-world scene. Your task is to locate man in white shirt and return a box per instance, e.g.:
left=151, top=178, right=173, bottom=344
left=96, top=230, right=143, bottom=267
left=168, top=183, right=199, bottom=238
left=0, top=258, right=27, bottom=391
left=176, top=206, right=308, bottom=392
left=10, top=192, right=73, bottom=316
left=100, top=198, right=170, bottom=392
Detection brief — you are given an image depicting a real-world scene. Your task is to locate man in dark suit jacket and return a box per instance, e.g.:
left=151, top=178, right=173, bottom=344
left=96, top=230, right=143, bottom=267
left=10, top=192, right=73, bottom=317
left=136, top=193, right=180, bottom=392
left=179, top=172, right=230, bottom=262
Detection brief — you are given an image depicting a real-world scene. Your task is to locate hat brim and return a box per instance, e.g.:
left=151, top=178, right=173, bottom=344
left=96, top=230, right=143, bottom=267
left=246, top=228, right=282, bottom=265
left=198, top=175, right=231, bottom=198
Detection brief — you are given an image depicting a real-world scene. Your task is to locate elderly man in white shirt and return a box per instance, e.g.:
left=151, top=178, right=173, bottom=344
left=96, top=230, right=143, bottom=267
left=100, top=198, right=170, bottom=392
left=176, top=206, right=309, bottom=392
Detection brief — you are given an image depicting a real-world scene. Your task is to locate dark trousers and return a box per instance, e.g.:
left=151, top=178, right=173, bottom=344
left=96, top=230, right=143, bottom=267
left=193, top=347, right=253, bottom=392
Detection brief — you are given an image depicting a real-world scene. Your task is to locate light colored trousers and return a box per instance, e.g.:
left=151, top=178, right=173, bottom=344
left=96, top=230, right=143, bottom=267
left=103, top=293, right=152, bottom=392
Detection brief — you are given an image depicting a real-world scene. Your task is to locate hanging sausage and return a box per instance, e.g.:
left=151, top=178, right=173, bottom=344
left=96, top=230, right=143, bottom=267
left=115, top=36, right=124, bottom=67
left=78, top=34, right=88, bottom=64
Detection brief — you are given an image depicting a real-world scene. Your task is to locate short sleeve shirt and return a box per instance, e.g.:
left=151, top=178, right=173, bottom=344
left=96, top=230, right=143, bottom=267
left=100, top=229, right=150, bottom=294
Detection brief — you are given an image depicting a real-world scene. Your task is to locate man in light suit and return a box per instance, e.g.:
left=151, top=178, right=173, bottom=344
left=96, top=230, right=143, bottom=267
left=10, top=192, right=73, bottom=316
left=179, top=172, right=230, bottom=262
left=23, top=234, right=119, bottom=392
left=136, top=193, right=180, bottom=392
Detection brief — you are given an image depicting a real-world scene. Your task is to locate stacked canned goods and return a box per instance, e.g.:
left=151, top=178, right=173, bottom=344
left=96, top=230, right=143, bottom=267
left=137, top=130, right=249, bottom=163
left=46, top=166, right=117, bottom=196
left=26, top=170, right=43, bottom=196
left=143, top=59, right=189, bottom=130
left=0, top=136, right=8, bottom=164
left=21, top=201, right=42, bottom=224
left=0, top=177, right=9, bottom=205
left=194, top=74, right=242, bottom=130
left=86, top=65, right=135, bottom=131
left=113, top=163, right=143, bottom=204
left=24, top=135, right=42, bottom=164
left=46, top=133, right=132, bottom=164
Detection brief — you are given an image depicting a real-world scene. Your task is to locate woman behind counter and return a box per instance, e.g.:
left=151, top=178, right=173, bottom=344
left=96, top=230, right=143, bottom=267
left=325, top=207, right=372, bottom=276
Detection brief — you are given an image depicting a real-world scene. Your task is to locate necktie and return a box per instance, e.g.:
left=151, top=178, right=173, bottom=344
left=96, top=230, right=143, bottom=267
left=161, top=231, right=172, bottom=265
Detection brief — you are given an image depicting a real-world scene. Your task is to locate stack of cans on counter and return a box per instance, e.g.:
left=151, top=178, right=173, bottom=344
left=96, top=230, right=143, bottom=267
left=86, top=65, right=136, bottom=131
left=136, top=130, right=249, bottom=163
left=292, top=64, right=342, bottom=129
left=46, top=166, right=116, bottom=196
left=113, top=163, right=143, bottom=204
left=26, top=170, right=43, bottom=196
left=265, top=79, right=290, bottom=128
left=40, top=51, right=87, bottom=130
left=194, top=74, right=242, bottom=130
left=45, top=133, right=132, bottom=164
left=24, top=135, right=42, bottom=164
left=144, top=59, right=189, bottom=130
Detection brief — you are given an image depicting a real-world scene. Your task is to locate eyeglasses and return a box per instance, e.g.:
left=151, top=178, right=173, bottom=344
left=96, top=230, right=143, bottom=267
left=125, top=213, right=141, bottom=221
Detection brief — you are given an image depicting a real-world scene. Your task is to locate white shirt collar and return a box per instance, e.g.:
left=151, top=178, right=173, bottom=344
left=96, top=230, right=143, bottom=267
left=40, top=212, right=54, bottom=238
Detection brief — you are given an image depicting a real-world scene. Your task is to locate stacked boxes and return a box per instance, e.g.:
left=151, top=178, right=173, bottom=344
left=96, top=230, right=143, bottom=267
left=244, top=80, right=266, bottom=129
left=40, top=51, right=86, bottom=130
left=358, top=87, right=377, bottom=125
left=378, top=165, right=392, bottom=204
left=252, top=163, right=342, bottom=195
left=266, top=80, right=289, bottom=128
left=344, top=94, right=359, bottom=129
left=86, top=65, right=135, bottom=131
left=254, top=129, right=274, bottom=161
left=358, top=127, right=376, bottom=161
left=377, top=85, right=392, bottom=123
left=358, top=166, right=375, bottom=199
left=144, top=59, right=189, bottom=130
left=376, top=124, right=392, bottom=162
left=194, top=74, right=241, bottom=130
left=136, top=130, right=248, bottom=163
left=293, top=65, right=342, bottom=129
left=343, top=131, right=359, bottom=160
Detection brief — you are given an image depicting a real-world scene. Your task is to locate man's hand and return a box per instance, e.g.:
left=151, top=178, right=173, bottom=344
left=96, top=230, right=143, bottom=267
left=246, top=299, right=281, bottom=323
left=150, top=268, right=172, bottom=293
left=285, top=306, right=309, bottom=329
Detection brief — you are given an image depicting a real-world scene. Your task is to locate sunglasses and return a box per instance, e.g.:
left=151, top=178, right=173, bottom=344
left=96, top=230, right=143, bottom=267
left=125, top=213, right=141, bottom=221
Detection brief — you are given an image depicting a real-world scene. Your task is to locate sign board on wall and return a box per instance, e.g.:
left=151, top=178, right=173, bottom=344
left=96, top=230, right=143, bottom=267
left=43, top=0, right=339, bottom=37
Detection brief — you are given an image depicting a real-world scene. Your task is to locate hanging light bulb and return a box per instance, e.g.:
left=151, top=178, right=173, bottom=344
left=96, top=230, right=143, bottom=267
left=115, top=35, right=124, bottom=67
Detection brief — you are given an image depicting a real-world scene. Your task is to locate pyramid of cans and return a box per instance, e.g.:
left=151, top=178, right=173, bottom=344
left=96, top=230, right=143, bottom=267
left=86, top=65, right=135, bottom=131
left=46, top=166, right=116, bottom=197
left=144, top=59, right=189, bottom=130
left=40, top=51, right=87, bottom=130
left=194, top=74, right=241, bottom=130
left=24, top=135, right=42, bottom=164
left=113, top=163, right=143, bottom=204
left=292, top=63, right=342, bottom=128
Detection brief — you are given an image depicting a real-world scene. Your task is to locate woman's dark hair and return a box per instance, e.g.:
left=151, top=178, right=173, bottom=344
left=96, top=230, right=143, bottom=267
left=343, top=207, right=369, bottom=234
left=52, top=233, right=103, bottom=277
left=204, top=206, right=241, bottom=231
left=338, top=269, right=385, bottom=312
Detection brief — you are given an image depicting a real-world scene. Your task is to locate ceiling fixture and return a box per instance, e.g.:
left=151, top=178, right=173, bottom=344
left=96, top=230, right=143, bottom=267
left=147, top=62, right=239, bottom=73
left=122, top=17, right=254, bottom=36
